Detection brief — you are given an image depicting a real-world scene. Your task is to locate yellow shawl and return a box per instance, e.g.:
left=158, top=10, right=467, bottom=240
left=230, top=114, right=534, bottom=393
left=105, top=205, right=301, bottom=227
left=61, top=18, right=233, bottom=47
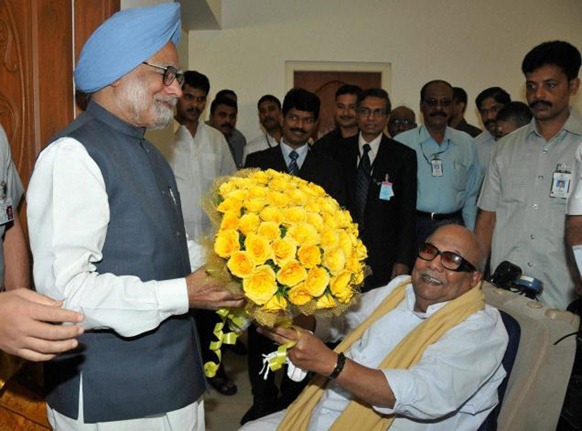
left=278, top=277, right=485, bottom=431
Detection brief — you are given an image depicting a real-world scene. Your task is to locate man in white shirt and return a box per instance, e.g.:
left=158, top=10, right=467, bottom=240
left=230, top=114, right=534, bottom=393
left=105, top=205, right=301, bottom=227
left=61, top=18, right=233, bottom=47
left=243, top=94, right=283, bottom=164
left=241, top=224, right=508, bottom=430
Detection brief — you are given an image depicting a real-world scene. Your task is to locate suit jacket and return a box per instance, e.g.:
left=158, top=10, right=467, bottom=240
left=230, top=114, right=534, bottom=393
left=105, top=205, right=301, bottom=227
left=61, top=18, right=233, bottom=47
left=335, top=134, right=417, bottom=290
left=244, top=145, right=347, bottom=206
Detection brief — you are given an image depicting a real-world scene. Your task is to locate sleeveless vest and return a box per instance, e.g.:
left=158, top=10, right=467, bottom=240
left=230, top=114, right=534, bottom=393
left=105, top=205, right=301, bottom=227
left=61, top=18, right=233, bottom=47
left=44, top=101, right=207, bottom=423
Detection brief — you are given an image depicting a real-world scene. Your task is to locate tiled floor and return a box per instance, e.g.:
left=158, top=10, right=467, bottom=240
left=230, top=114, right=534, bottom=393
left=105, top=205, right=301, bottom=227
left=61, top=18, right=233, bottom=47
left=205, top=347, right=253, bottom=431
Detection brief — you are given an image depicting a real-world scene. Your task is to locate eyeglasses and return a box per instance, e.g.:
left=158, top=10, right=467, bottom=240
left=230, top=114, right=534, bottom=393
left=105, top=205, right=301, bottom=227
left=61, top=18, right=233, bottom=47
left=142, top=62, right=184, bottom=87
left=389, top=119, right=413, bottom=126
left=423, top=98, right=453, bottom=108
left=357, top=108, right=387, bottom=117
left=417, top=242, right=477, bottom=272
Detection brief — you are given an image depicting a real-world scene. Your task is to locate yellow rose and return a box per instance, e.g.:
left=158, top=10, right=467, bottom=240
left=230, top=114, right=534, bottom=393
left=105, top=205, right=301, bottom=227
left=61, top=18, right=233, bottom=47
left=304, top=199, right=321, bottom=214
left=245, top=198, right=267, bottom=213
left=214, top=229, right=240, bottom=258
left=307, top=182, right=326, bottom=197
left=268, top=177, right=289, bottom=192
left=216, top=197, right=243, bottom=215
left=316, top=195, right=339, bottom=215
left=316, top=293, right=337, bottom=309
left=227, top=251, right=255, bottom=278
left=297, top=244, right=321, bottom=268
left=244, top=233, right=273, bottom=265
left=224, top=188, right=249, bottom=202
left=304, top=266, right=330, bottom=297
left=277, top=260, right=307, bottom=287
left=267, top=190, right=291, bottom=208
left=322, top=212, right=339, bottom=229
left=320, top=229, right=340, bottom=250
left=239, top=213, right=261, bottom=236
left=250, top=170, right=270, bottom=184
left=306, top=212, right=324, bottom=232
left=260, top=206, right=285, bottom=224
left=220, top=211, right=239, bottom=231
left=356, top=240, right=368, bottom=261
left=330, top=271, right=355, bottom=303
left=263, top=294, right=288, bottom=312
left=288, top=188, right=308, bottom=206
left=338, top=230, right=353, bottom=259
left=248, top=185, right=268, bottom=198
left=218, top=180, right=237, bottom=196
left=272, top=238, right=297, bottom=266
left=288, top=283, right=313, bottom=306
left=354, top=268, right=365, bottom=285
left=257, top=221, right=281, bottom=241
left=242, top=265, right=277, bottom=305
left=324, top=247, right=346, bottom=274
left=287, top=223, right=319, bottom=245
left=284, top=206, right=307, bottom=224
left=346, top=253, right=363, bottom=273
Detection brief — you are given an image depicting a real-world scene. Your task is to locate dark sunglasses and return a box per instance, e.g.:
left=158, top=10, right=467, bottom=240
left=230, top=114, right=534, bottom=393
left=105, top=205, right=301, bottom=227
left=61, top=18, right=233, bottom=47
left=418, top=242, right=477, bottom=273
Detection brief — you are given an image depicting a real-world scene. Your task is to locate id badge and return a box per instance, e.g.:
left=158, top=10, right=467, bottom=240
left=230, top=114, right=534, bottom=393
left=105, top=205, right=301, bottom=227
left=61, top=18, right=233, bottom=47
left=550, top=171, right=572, bottom=198
left=431, top=158, right=443, bottom=177
left=379, top=181, right=394, bottom=201
left=0, top=197, right=13, bottom=225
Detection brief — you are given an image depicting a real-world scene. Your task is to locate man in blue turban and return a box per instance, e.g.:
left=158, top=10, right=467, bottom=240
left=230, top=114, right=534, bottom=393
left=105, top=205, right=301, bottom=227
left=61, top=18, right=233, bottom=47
left=27, top=3, right=244, bottom=429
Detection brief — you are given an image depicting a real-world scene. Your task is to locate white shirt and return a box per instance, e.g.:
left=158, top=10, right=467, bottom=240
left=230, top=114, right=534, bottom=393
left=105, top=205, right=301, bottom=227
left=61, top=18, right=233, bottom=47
left=243, top=133, right=279, bottom=165
left=474, top=130, right=496, bottom=180
left=310, top=276, right=508, bottom=430
left=280, top=139, right=309, bottom=171
left=168, top=123, right=236, bottom=242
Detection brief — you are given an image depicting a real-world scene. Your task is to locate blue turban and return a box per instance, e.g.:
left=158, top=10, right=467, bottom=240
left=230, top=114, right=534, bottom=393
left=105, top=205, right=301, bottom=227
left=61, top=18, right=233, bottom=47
left=74, top=2, right=181, bottom=93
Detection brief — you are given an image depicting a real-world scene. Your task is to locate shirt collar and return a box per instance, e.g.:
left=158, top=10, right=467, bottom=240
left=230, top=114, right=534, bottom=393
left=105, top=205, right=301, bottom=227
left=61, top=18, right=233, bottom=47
left=404, top=283, right=449, bottom=319
left=358, top=132, right=383, bottom=160
left=280, top=139, right=309, bottom=158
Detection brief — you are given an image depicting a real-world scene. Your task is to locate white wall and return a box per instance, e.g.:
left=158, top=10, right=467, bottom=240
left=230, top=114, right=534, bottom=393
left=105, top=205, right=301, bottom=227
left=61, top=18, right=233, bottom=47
left=186, top=0, right=582, bottom=141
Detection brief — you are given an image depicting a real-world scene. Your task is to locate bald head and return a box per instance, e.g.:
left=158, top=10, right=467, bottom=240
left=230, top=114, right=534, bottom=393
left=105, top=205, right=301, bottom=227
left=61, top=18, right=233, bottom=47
left=412, top=224, right=483, bottom=312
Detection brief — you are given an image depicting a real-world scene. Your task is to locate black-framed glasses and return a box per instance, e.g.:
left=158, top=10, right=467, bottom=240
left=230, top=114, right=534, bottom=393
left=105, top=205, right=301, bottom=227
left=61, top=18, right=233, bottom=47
left=418, top=242, right=477, bottom=273
left=142, top=62, right=184, bottom=87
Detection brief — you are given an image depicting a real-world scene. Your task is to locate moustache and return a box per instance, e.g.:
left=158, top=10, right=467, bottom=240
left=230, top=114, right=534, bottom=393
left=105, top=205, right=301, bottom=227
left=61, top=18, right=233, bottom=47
left=339, top=115, right=355, bottom=120
left=290, top=127, right=307, bottom=134
left=429, top=112, right=448, bottom=118
left=156, top=96, right=177, bottom=107
left=530, top=100, right=552, bottom=109
left=187, top=107, right=200, bottom=115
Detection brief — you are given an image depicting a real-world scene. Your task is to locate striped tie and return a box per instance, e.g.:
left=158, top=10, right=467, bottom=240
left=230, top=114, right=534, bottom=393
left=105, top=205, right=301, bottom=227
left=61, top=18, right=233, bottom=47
left=355, top=144, right=371, bottom=225
left=288, top=151, right=299, bottom=175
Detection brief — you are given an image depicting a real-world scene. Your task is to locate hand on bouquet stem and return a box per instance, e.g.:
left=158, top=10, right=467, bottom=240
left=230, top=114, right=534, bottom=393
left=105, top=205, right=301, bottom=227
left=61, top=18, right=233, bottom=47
left=186, top=267, right=245, bottom=310
left=257, top=325, right=337, bottom=377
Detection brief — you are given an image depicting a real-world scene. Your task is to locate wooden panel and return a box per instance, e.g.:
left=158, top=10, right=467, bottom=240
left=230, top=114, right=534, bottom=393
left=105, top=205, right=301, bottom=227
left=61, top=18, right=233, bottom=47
left=294, top=71, right=382, bottom=140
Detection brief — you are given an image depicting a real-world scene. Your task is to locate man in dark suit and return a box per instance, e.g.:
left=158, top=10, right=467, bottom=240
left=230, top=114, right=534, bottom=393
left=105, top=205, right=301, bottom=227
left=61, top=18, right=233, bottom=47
left=335, top=88, right=417, bottom=291
left=242, top=88, right=347, bottom=425
left=246, top=88, right=346, bottom=205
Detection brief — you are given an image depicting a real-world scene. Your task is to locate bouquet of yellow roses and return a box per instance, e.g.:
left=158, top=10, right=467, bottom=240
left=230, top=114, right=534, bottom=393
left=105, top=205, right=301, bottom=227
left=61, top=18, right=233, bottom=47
left=204, top=168, right=367, bottom=329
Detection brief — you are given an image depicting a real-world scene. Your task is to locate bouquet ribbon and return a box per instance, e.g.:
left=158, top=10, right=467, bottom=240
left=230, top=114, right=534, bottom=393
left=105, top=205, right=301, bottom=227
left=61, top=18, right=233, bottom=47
left=259, top=320, right=305, bottom=380
left=204, top=307, right=250, bottom=378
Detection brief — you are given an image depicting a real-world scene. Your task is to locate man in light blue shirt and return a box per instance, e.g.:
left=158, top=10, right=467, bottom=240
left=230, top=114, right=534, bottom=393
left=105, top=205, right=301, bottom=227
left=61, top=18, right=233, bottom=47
left=396, top=80, right=481, bottom=251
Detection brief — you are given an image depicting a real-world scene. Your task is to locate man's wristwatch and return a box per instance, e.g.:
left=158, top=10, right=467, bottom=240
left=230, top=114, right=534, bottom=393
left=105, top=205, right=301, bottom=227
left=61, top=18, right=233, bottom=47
left=328, top=352, right=346, bottom=379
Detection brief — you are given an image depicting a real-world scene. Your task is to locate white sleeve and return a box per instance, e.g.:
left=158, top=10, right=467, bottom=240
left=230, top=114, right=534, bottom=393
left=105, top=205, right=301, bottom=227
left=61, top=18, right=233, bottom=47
left=27, top=137, right=189, bottom=337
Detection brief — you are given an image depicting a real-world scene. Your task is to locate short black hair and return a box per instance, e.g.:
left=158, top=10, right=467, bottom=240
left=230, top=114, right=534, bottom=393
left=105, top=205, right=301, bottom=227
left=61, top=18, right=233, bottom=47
left=522, top=40, right=581, bottom=81
left=452, top=87, right=468, bottom=105
left=496, top=101, right=533, bottom=127
left=282, top=88, right=320, bottom=120
left=182, top=71, right=210, bottom=94
left=475, top=87, right=511, bottom=110
left=210, top=96, right=237, bottom=115
left=335, top=84, right=363, bottom=99
left=420, top=80, right=453, bottom=101
left=356, top=88, right=391, bottom=112
left=257, top=94, right=281, bottom=110
left=216, top=89, right=237, bottom=101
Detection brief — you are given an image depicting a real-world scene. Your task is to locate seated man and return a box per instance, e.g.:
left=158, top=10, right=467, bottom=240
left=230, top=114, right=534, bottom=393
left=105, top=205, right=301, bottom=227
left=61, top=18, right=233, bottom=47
left=241, top=224, right=508, bottom=430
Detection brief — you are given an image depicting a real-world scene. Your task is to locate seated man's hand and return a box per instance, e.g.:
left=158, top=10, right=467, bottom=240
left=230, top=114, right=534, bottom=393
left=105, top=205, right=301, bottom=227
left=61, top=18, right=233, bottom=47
left=258, top=325, right=337, bottom=377
left=0, top=288, right=84, bottom=362
left=186, top=267, right=245, bottom=309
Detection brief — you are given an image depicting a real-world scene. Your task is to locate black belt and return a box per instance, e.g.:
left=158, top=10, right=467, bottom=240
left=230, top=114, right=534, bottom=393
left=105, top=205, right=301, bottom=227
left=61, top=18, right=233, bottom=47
left=416, top=210, right=463, bottom=221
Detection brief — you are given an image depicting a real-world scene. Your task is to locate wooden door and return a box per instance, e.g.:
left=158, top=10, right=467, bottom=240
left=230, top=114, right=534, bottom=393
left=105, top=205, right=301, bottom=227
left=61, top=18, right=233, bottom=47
left=294, top=71, right=382, bottom=140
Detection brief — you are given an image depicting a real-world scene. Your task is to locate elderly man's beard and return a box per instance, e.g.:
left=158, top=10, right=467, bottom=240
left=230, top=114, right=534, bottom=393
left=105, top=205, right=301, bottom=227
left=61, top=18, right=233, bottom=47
left=119, top=77, right=176, bottom=129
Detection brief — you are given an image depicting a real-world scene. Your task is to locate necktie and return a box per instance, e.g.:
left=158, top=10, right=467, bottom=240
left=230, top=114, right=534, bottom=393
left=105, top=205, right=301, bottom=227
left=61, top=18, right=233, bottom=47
left=288, top=151, right=299, bottom=175
left=355, top=144, right=371, bottom=225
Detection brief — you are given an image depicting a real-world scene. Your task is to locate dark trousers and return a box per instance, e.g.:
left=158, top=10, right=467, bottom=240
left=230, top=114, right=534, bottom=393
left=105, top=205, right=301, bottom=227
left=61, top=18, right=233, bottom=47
left=247, top=323, right=308, bottom=408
